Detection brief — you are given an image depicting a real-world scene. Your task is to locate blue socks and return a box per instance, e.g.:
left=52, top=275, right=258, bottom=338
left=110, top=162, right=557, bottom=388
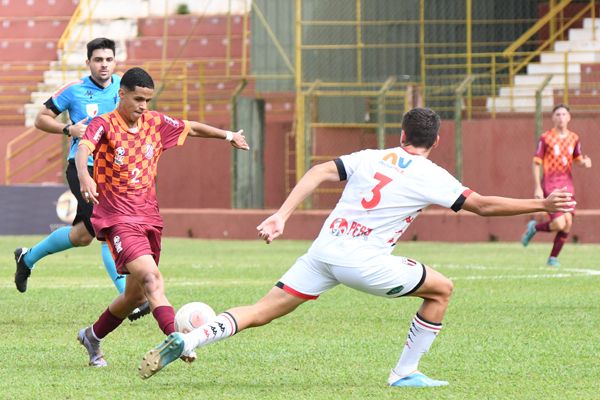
left=24, top=226, right=74, bottom=268
left=23, top=226, right=125, bottom=295
left=101, top=242, right=125, bottom=294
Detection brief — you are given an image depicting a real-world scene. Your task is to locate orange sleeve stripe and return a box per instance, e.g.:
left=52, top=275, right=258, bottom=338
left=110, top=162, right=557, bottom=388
left=79, top=139, right=96, bottom=153
left=52, top=80, right=81, bottom=98
left=533, top=156, right=543, bottom=165
left=177, top=120, right=191, bottom=146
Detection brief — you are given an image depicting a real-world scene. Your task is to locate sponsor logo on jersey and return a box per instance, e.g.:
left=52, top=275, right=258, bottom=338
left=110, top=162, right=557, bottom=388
left=163, top=115, right=180, bottom=128
left=386, top=285, right=404, bottom=296
left=93, top=125, right=104, bottom=142
left=86, top=103, right=99, bottom=118
left=329, top=217, right=372, bottom=239
left=115, top=146, right=126, bottom=165
left=383, top=152, right=413, bottom=169
left=329, top=218, right=349, bottom=236
left=113, top=235, right=123, bottom=253
left=144, top=143, right=154, bottom=159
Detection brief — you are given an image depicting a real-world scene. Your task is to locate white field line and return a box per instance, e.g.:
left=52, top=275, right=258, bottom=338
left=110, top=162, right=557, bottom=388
left=450, top=268, right=600, bottom=281
left=1, top=269, right=599, bottom=289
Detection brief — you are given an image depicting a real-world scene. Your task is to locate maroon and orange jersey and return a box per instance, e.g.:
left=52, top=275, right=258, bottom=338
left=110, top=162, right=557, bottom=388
left=79, top=110, right=190, bottom=237
left=533, top=128, right=583, bottom=195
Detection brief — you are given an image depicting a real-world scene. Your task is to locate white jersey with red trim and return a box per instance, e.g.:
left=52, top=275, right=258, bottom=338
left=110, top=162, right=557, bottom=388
left=307, top=147, right=469, bottom=267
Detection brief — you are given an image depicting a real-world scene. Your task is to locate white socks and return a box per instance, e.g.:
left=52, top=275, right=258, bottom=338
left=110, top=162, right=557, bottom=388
left=183, top=312, right=238, bottom=354
left=392, top=313, right=442, bottom=377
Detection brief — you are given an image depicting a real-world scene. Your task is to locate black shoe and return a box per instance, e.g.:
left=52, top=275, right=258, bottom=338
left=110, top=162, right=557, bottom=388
left=14, top=248, right=32, bottom=293
left=128, top=301, right=151, bottom=322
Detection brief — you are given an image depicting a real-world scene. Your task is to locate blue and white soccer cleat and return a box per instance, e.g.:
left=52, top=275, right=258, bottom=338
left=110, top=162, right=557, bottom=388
left=547, top=256, right=560, bottom=267
left=388, top=370, right=449, bottom=388
left=139, top=332, right=185, bottom=379
left=521, top=220, right=537, bottom=247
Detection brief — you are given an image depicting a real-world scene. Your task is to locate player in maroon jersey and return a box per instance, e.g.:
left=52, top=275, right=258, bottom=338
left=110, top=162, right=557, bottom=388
left=521, top=104, right=592, bottom=266
left=74, top=67, right=249, bottom=367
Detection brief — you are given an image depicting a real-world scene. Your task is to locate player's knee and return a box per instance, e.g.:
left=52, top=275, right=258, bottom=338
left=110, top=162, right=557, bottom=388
left=70, top=229, right=94, bottom=246
left=436, top=277, right=454, bottom=302
left=76, top=235, right=94, bottom=247
left=140, top=271, right=162, bottom=294
left=553, top=217, right=568, bottom=231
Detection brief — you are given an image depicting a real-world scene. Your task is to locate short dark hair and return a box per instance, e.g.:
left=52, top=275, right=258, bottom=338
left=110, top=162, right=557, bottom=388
left=120, top=67, right=154, bottom=91
left=552, top=103, right=570, bottom=114
left=86, top=38, right=116, bottom=60
left=401, top=107, right=441, bottom=149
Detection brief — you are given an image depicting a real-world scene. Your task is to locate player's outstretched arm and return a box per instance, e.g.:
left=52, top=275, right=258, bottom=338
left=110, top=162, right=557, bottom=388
left=257, top=161, right=341, bottom=244
left=461, top=188, right=575, bottom=217
left=188, top=121, right=249, bottom=150
left=75, top=144, right=99, bottom=205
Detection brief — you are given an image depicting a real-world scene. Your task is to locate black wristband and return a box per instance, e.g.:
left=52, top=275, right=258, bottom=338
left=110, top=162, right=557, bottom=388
left=63, top=124, right=72, bottom=137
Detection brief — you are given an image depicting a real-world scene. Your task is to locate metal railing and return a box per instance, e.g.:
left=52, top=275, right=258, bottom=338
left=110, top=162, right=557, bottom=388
left=5, top=128, right=64, bottom=184
left=424, top=0, right=598, bottom=118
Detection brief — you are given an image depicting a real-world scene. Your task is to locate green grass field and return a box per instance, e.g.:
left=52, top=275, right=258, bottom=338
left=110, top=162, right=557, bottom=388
left=1, top=236, right=599, bottom=399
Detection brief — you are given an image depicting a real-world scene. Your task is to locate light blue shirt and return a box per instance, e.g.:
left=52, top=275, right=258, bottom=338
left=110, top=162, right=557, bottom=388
left=48, top=74, right=120, bottom=165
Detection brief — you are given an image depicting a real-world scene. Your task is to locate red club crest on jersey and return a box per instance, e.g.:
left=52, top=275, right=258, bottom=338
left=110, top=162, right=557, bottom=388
left=115, top=147, right=125, bottom=165
left=329, top=218, right=348, bottom=236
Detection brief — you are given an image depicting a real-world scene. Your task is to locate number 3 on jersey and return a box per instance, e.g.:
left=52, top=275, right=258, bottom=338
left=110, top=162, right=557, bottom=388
left=361, top=172, right=392, bottom=209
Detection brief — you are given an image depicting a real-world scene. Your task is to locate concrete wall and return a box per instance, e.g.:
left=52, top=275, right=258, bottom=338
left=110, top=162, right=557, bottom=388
left=2, top=116, right=599, bottom=241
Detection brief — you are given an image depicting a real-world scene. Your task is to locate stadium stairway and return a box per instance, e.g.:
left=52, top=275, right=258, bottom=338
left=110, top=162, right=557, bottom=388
left=0, top=0, right=76, bottom=125
left=487, top=17, right=600, bottom=113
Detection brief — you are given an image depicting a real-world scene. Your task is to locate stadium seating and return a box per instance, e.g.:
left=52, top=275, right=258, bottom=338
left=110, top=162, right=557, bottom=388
left=0, top=0, right=74, bottom=125
left=488, top=17, right=600, bottom=113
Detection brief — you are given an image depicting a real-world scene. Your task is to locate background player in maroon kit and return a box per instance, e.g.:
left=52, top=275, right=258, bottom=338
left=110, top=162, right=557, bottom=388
left=74, top=67, right=249, bottom=367
left=521, top=104, right=592, bottom=266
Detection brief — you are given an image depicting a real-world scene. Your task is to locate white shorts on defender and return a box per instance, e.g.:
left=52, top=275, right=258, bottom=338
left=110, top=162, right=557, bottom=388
left=277, top=253, right=427, bottom=299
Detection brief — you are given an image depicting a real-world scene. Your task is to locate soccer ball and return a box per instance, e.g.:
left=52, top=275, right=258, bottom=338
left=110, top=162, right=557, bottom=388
left=55, top=190, right=77, bottom=223
left=174, top=302, right=216, bottom=333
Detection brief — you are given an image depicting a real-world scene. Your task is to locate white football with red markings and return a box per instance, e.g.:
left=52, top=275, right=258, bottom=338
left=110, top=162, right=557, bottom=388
left=174, top=302, right=216, bottom=333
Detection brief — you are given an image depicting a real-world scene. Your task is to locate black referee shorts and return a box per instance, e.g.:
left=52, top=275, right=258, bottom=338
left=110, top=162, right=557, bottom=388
left=66, top=160, right=96, bottom=237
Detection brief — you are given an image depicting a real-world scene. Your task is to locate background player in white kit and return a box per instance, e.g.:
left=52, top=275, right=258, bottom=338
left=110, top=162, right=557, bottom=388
left=140, top=108, right=574, bottom=387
